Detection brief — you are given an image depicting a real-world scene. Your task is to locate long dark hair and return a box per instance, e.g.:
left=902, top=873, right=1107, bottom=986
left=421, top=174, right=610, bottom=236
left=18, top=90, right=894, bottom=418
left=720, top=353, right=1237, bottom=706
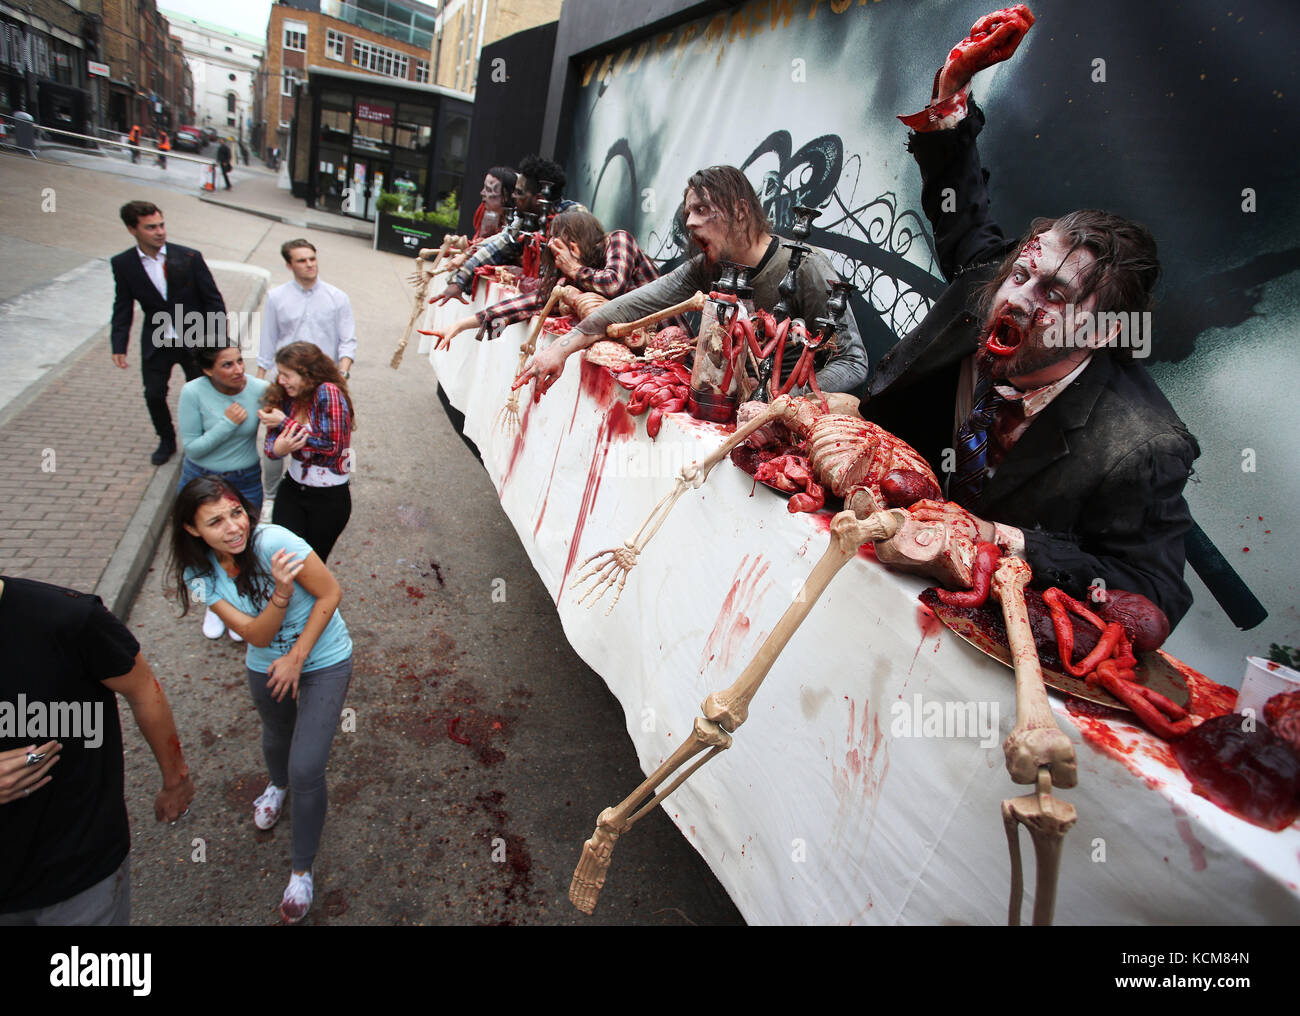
left=263, top=341, right=356, bottom=426
left=682, top=166, right=770, bottom=251
left=168, top=476, right=271, bottom=616
left=486, top=165, right=517, bottom=209
left=541, top=209, right=607, bottom=297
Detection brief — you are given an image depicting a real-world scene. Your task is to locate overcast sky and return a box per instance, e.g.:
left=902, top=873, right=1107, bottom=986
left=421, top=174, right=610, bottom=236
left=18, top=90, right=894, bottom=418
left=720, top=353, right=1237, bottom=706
left=160, top=0, right=440, bottom=41
left=160, top=0, right=273, bottom=39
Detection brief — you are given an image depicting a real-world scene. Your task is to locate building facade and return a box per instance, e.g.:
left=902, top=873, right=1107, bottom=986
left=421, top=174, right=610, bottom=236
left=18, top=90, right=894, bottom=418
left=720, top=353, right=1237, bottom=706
left=261, top=0, right=440, bottom=162
left=1, top=0, right=97, bottom=131
left=431, top=0, right=561, bottom=96
left=162, top=11, right=262, bottom=144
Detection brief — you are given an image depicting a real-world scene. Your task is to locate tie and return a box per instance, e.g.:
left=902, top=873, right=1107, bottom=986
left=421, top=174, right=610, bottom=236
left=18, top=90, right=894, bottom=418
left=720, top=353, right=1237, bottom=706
left=947, top=372, right=1007, bottom=509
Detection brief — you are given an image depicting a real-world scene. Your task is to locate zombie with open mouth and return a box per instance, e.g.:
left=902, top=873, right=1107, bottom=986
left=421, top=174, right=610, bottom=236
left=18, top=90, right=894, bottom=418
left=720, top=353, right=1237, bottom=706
left=859, top=3, right=1200, bottom=631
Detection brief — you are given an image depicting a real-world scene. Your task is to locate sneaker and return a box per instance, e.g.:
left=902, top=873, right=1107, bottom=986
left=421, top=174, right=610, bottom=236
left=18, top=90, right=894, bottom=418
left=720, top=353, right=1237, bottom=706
left=252, top=783, right=287, bottom=830
left=280, top=869, right=313, bottom=924
left=228, top=627, right=243, bottom=642
left=202, top=608, right=225, bottom=639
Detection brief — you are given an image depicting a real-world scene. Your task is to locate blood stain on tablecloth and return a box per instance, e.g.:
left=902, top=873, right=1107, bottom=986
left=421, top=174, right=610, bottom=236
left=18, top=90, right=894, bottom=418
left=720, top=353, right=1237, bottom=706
left=827, top=698, right=890, bottom=852
left=699, top=554, right=773, bottom=676
left=1171, top=803, right=1208, bottom=872
left=556, top=403, right=637, bottom=601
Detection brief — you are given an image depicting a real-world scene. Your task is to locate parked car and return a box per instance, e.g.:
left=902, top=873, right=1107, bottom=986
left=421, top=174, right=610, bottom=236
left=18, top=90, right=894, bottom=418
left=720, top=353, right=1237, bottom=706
left=202, top=127, right=219, bottom=143
left=173, top=126, right=204, bottom=152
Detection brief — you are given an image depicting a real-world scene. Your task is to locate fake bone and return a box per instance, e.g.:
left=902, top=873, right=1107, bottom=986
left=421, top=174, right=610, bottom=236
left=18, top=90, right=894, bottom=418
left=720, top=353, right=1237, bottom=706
left=993, top=555, right=1078, bottom=926
left=572, top=393, right=938, bottom=612
left=393, top=239, right=464, bottom=369
left=571, top=514, right=1079, bottom=925
left=496, top=284, right=565, bottom=436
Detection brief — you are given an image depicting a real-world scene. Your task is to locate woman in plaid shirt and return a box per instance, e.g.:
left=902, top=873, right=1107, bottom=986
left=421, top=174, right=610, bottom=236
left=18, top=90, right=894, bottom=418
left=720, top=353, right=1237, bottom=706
left=428, top=209, right=658, bottom=347
left=257, top=342, right=356, bottom=562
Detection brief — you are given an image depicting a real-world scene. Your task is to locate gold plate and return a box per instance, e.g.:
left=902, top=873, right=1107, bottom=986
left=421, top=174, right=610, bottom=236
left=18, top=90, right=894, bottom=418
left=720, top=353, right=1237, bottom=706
left=929, top=601, right=1190, bottom=712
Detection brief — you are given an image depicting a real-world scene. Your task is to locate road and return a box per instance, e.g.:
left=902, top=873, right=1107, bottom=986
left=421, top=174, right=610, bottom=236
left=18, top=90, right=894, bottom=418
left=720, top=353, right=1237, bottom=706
left=0, top=148, right=743, bottom=926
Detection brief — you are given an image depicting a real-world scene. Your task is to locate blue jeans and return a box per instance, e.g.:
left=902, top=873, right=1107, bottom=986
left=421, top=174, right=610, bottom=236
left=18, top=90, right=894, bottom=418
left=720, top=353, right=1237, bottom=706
left=178, top=458, right=264, bottom=511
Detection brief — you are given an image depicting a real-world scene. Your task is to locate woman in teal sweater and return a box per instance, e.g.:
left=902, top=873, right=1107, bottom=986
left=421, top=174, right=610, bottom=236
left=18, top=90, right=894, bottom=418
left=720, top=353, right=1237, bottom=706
left=178, top=341, right=269, bottom=638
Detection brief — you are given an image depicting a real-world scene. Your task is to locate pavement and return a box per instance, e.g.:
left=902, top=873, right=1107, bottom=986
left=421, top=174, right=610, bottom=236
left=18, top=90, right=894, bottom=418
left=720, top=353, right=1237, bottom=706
left=0, top=148, right=743, bottom=925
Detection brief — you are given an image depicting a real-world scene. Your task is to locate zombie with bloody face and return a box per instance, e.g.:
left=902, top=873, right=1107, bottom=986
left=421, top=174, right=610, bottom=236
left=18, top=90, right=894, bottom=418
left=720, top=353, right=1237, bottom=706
left=519, top=165, right=868, bottom=398
left=433, top=155, right=584, bottom=306
left=860, top=5, right=1199, bottom=626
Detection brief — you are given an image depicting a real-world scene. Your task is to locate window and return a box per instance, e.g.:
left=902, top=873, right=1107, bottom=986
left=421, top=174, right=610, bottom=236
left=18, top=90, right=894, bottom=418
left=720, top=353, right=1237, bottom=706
left=226, top=93, right=236, bottom=113
left=326, top=29, right=345, bottom=62
left=351, top=39, right=409, bottom=80
left=228, top=73, right=236, bottom=81
left=415, top=60, right=428, bottom=84
left=224, top=46, right=232, bottom=52
left=226, top=116, right=235, bottom=126
left=283, top=22, right=307, bottom=52
left=281, top=69, right=301, bottom=97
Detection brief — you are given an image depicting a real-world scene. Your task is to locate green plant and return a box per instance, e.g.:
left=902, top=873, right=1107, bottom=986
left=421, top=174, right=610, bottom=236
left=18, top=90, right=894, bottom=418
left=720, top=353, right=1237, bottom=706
left=374, top=192, right=403, bottom=214
left=1268, top=644, right=1300, bottom=670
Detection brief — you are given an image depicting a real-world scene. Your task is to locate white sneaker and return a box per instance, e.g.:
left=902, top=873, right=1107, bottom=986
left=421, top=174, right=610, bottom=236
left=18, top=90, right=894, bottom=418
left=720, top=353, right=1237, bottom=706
left=228, top=627, right=243, bottom=642
left=252, top=783, right=287, bottom=830
left=280, top=869, right=313, bottom=924
left=202, top=607, right=224, bottom=639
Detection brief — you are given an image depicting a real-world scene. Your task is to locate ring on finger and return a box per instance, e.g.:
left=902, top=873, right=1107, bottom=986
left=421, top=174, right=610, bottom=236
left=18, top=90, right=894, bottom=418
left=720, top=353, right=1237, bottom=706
left=25, top=751, right=45, bottom=766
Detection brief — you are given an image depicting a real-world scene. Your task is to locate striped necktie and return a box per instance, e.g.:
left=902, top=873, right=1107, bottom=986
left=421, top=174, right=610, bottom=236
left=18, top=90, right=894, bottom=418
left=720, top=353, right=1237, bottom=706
left=947, top=372, right=1007, bottom=509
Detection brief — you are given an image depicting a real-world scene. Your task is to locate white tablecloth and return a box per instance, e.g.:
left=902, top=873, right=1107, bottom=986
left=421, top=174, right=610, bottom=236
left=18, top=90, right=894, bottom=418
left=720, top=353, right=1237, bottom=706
left=425, top=285, right=1300, bottom=924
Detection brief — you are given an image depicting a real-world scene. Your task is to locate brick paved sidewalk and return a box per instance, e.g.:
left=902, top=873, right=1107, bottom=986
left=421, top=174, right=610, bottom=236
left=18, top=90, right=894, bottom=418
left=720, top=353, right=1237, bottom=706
left=0, top=267, right=260, bottom=607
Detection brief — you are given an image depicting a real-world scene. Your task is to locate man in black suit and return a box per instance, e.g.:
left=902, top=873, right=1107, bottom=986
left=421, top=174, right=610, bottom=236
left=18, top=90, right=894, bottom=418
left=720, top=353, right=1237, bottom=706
left=859, top=6, right=1198, bottom=628
left=111, top=200, right=227, bottom=464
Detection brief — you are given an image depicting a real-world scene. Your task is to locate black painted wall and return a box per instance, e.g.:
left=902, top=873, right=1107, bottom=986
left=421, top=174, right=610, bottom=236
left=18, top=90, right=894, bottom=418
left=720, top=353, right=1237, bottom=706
left=459, top=20, right=560, bottom=237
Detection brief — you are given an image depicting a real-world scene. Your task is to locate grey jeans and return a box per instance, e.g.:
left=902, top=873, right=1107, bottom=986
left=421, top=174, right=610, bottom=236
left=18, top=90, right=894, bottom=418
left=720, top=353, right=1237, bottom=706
left=246, top=656, right=352, bottom=870
left=0, top=855, right=130, bottom=926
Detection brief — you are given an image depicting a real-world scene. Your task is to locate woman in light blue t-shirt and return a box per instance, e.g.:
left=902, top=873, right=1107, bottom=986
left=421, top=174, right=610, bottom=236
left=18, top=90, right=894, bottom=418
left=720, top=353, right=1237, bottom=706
left=177, top=341, right=270, bottom=641
left=169, top=475, right=352, bottom=925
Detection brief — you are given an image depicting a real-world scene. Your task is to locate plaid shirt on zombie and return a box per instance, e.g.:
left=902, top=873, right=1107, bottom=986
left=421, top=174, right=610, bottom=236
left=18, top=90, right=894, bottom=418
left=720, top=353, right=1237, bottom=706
left=473, top=230, right=659, bottom=337
left=264, top=382, right=353, bottom=480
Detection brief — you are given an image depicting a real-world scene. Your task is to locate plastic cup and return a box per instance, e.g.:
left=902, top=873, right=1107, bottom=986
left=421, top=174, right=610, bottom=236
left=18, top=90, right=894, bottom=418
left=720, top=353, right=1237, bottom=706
left=1235, top=656, right=1300, bottom=717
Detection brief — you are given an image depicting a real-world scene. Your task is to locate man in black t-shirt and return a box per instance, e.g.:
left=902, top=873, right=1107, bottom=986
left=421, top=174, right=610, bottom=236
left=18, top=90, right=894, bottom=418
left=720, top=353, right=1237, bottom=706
left=0, top=576, right=194, bottom=925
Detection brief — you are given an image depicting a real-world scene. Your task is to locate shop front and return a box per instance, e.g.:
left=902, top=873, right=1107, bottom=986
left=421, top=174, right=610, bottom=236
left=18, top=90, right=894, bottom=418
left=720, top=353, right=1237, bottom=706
left=291, top=66, right=472, bottom=224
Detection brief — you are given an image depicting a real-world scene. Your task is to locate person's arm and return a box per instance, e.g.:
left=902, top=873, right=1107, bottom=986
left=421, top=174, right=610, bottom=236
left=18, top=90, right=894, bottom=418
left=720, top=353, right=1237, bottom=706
left=336, top=291, right=357, bottom=371
left=300, top=383, right=350, bottom=457
left=206, top=547, right=304, bottom=647
left=446, top=231, right=520, bottom=292
left=901, top=6, right=1035, bottom=279
left=1019, top=436, right=1197, bottom=628
left=264, top=552, right=343, bottom=702
left=475, top=291, right=544, bottom=332
left=178, top=385, right=236, bottom=460
left=569, top=230, right=637, bottom=297
left=102, top=653, right=195, bottom=821
left=110, top=257, right=133, bottom=365
left=519, top=260, right=706, bottom=397
left=257, top=289, right=280, bottom=376
left=190, top=251, right=227, bottom=317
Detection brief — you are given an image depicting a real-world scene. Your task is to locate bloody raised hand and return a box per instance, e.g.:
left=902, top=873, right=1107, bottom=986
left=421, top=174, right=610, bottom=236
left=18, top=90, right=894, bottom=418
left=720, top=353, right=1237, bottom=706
left=938, top=4, right=1035, bottom=100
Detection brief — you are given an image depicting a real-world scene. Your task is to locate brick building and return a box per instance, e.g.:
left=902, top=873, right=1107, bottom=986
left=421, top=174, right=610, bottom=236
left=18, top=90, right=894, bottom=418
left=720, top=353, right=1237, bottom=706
left=261, top=0, right=439, bottom=162
left=431, top=0, right=561, bottom=96
left=82, top=0, right=193, bottom=134
left=0, top=0, right=98, bottom=130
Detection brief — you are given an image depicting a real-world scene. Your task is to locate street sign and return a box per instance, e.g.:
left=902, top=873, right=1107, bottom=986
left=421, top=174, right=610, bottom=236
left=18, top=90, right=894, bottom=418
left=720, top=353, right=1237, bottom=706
left=88, top=61, right=110, bottom=78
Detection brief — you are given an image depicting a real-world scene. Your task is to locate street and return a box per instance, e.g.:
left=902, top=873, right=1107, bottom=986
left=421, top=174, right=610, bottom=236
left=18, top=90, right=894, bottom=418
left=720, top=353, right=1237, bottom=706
left=0, top=149, right=743, bottom=926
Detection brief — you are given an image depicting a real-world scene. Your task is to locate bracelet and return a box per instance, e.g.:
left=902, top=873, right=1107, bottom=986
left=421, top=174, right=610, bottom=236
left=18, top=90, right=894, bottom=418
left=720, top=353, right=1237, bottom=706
left=271, top=594, right=291, bottom=608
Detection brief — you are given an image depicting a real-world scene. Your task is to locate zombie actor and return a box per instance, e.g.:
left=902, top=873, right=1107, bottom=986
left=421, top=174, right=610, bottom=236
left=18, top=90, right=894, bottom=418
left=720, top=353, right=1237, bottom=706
left=860, top=5, right=1199, bottom=626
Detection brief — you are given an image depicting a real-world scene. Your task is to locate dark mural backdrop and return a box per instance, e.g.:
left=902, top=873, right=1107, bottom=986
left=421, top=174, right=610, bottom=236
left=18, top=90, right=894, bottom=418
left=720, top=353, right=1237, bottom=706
left=560, top=0, right=1300, bottom=680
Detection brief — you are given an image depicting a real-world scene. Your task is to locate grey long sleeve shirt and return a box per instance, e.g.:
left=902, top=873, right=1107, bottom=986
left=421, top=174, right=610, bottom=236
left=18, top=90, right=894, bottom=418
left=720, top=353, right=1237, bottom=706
left=568, top=236, right=868, bottom=394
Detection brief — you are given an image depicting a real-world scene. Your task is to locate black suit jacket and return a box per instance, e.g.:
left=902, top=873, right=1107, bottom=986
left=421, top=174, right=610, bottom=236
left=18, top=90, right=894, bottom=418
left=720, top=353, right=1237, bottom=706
left=110, top=243, right=226, bottom=360
left=861, top=104, right=1199, bottom=627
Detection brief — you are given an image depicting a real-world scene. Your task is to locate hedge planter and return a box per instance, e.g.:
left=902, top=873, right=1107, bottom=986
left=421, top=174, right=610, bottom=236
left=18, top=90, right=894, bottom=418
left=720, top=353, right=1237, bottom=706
left=374, top=210, right=452, bottom=256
